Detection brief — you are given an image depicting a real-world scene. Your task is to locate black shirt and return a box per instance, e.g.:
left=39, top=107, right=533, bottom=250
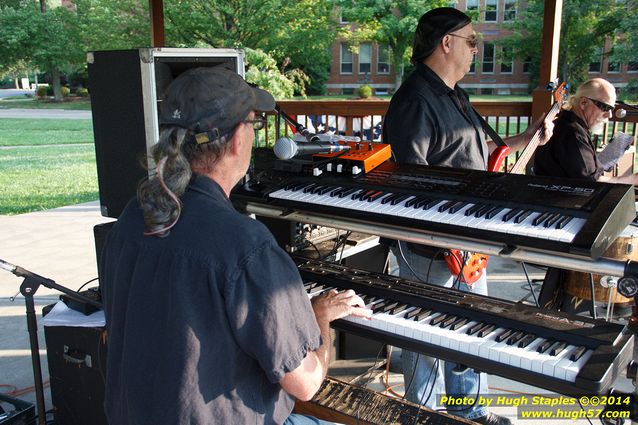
left=534, top=109, right=603, bottom=181
left=382, top=63, right=488, bottom=170
left=100, top=174, right=321, bottom=425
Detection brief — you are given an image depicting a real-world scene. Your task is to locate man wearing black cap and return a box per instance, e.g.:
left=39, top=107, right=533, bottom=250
left=382, top=7, right=550, bottom=425
left=100, top=66, right=370, bottom=425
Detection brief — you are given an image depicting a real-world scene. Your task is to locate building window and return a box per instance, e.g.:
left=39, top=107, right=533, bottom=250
left=482, top=42, right=495, bottom=73
left=341, top=44, right=353, bottom=74
left=469, top=56, right=476, bottom=74
left=504, top=0, right=517, bottom=21
left=500, top=47, right=513, bottom=73
left=629, top=62, right=638, bottom=73
left=523, top=56, right=531, bottom=74
left=608, top=60, right=621, bottom=73
left=359, top=43, right=371, bottom=74
left=589, top=47, right=602, bottom=73
left=466, top=0, right=479, bottom=17
left=342, top=88, right=354, bottom=95
left=377, top=44, right=390, bottom=74
left=485, top=0, right=497, bottom=22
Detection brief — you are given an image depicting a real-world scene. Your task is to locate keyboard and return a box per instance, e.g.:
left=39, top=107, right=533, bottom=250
left=296, top=258, right=635, bottom=396
left=295, top=376, right=474, bottom=424
left=232, top=162, right=635, bottom=259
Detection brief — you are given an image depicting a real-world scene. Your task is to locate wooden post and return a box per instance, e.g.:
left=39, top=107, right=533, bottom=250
left=149, top=0, right=165, bottom=47
left=531, top=0, right=563, bottom=122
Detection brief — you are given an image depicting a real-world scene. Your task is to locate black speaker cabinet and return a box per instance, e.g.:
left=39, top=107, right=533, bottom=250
left=43, top=316, right=108, bottom=425
left=87, top=48, right=245, bottom=218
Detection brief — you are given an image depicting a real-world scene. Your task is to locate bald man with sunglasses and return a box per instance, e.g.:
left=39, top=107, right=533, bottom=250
left=534, top=78, right=638, bottom=184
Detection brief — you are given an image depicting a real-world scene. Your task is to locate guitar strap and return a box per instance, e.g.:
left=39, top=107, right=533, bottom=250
left=472, top=107, right=507, bottom=147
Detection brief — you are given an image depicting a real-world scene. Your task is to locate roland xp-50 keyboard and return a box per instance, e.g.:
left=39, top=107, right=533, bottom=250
left=297, top=258, right=634, bottom=396
left=232, top=162, right=635, bottom=259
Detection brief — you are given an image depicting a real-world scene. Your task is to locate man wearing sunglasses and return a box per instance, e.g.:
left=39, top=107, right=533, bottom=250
left=534, top=78, right=638, bottom=184
left=100, top=67, right=371, bottom=425
left=380, top=7, right=556, bottom=425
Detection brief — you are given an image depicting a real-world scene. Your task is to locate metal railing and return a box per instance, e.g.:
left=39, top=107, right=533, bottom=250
left=256, top=100, right=637, bottom=173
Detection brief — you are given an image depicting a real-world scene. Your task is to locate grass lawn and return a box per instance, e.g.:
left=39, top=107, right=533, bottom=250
left=0, top=96, right=92, bottom=110
left=0, top=119, right=94, bottom=146
left=0, top=144, right=99, bottom=215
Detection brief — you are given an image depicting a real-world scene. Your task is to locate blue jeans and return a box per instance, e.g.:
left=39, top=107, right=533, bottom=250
left=284, top=413, right=341, bottom=425
left=390, top=242, right=489, bottom=420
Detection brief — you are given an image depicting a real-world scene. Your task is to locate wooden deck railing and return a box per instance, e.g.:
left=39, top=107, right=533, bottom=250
left=258, top=100, right=637, bottom=173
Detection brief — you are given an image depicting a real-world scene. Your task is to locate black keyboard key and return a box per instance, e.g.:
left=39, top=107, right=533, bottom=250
left=389, top=304, right=408, bottom=315
left=405, top=308, right=422, bottom=320
left=550, top=341, right=567, bottom=356
left=532, top=212, right=551, bottom=226
left=414, top=309, right=433, bottom=321
left=495, top=329, right=514, bottom=343
left=440, top=315, right=459, bottom=328
left=367, top=191, right=385, bottom=202
left=477, top=324, right=496, bottom=337
left=381, top=193, right=399, bottom=204
left=449, top=318, right=469, bottom=331
left=390, top=194, right=409, bottom=205
left=381, top=301, right=399, bottom=313
left=467, top=322, right=485, bottom=335
left=405, top=196, right=423, bottom=207
left=475, top=204, right=493, bottom=218
left=302, top=183, right=317, bottom=193
left=485, top=206, right=504, bottom=219
left=537, top=339, right=555, bottom=354
left=339, top=188, right=359, bottom=198
left=518, top=333, right=536, bottom=348
left=544, top=213, right=561, bottom=228
left=503, top=208, right=521, bottom=222
left=448, top=201, right=466, bottom=213
left=514, top=210, right=532, bottom=224
left=570, top=346, right=588, bottom=361
left=465, top=203, right=483, bottom=216
left=429, top=313, right=448, bottom=326
left=556, top=215, right=573, bottom=229
left=506, top=331, right=525, bottom=346
left=438, top=201, right=456, bottom=212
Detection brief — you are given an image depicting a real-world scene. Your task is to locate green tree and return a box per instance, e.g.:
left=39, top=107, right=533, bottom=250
left=163, top=0, right=336, bottom=95
left=0, top=1, right=85, bottom=100
left=333, top=0, right=450, bottom=91
left=501, top=0, right=625, bottom=92
left=74, top=0, right=150, bottom=51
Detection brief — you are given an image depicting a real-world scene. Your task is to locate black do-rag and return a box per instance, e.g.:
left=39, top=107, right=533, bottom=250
left=411, top=7, right=472, bottom=63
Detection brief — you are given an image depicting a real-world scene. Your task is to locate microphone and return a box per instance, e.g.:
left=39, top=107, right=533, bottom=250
left=273, top=137, right=351, bottom=160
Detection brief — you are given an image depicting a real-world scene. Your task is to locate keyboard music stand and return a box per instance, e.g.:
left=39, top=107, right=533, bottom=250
left=0, top=259, right=102, bottom=425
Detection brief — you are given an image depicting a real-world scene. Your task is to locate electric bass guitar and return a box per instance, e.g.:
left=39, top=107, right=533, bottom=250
left=487, top=82, right=568, bottom=173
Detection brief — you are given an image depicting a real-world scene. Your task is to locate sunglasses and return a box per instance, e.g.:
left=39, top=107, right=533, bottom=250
left=586, top=97, right=614, bottom=113
left=448, top=33, right=479, bottom=49
left=243, top=114, right=266, bottom=131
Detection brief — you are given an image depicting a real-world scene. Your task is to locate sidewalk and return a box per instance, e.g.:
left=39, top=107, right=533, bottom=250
left=0, top=201, right=113, bottom=413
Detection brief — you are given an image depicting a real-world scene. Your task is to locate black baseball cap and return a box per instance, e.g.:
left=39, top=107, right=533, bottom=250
left=160, top=66, right=275, bottom=143
left=412, top=7, right=472, bottom=63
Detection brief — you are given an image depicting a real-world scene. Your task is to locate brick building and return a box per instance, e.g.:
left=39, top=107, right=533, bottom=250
left=327, top=0, right=637, bottom=95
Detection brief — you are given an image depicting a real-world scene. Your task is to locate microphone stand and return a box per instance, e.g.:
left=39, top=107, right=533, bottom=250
left=275, top=104, right=314, bottom=141
left=0, top=259, right=102, bottom=425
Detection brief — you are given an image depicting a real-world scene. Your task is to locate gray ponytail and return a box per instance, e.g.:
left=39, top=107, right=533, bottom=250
left=137, top=125, right=234, bottom=237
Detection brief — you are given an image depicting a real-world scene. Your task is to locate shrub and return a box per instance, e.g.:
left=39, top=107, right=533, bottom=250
left=36, top=86, right=48, bottom=98
left=357, top=84, right=373, bottom=99
left=60, top=86, right=70, bottom=97
left=76, top=87, right=89, bottom=97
